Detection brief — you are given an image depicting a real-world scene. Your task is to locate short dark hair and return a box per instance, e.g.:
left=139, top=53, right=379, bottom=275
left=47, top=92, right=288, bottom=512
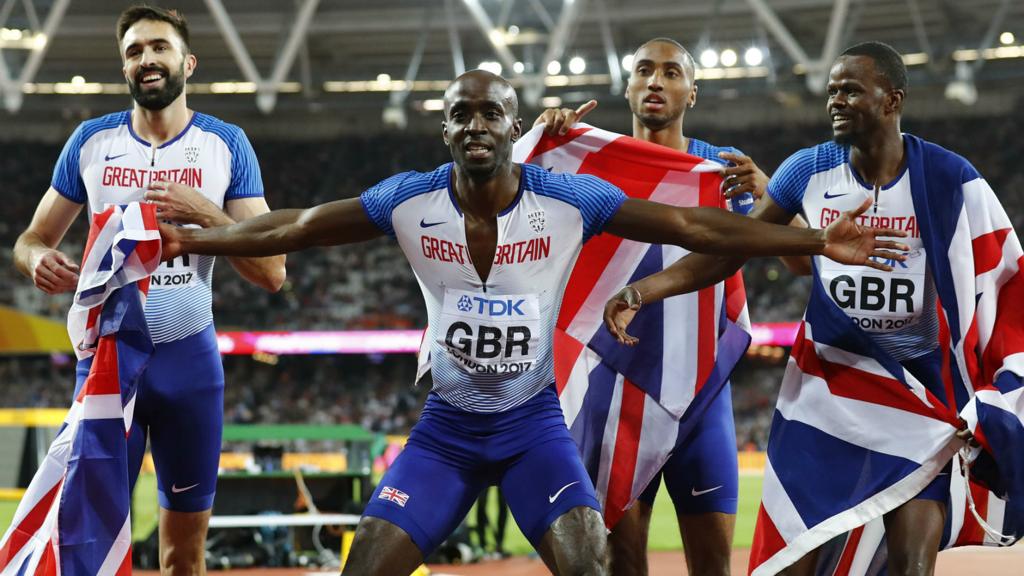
left=636, top=37, right=696, bottom=80
left=840, top=41, right=907, bottom=91
left=116, top=5, right=190, bottom=53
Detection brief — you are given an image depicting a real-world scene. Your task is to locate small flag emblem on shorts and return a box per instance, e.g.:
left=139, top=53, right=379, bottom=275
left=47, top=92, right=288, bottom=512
left=379, top=486, right=409, bottom=507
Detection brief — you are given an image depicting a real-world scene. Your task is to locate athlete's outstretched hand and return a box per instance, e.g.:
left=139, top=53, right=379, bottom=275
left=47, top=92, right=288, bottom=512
left=29, top=248, right=79, bottom=294
left=603, top=286, right=643, bottom=346
left=823, top=197, right=909, bottom=271
left=718, top=152, right=769, bottom=200
left=146, top=181, right=229, bottom=227
left=158, top=222, right=184, bottom=262
left=533, top=100, right=598, bottom=136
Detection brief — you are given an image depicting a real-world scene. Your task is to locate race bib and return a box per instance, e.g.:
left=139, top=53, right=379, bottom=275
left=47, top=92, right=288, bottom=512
left=818, top=245, right=928, bottom=333
left=438, top=288, right=540, bottom=375
left=150, top=252, right=199, bottom=290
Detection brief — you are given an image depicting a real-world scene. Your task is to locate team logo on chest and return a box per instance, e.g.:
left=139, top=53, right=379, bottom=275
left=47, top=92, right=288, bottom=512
left=527, top=210, right=546, bottom=234
left=184, top=146, right=201, bottom=164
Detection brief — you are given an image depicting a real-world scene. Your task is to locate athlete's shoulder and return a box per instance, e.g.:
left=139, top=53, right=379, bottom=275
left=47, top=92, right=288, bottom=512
left=687, top=138, right=741, bottom=165
left=361, top=163, right=452, bottom=235
left=768, top=141, right=847, bottom=214
left=520, top=161, right=615, bottom=200
left=906, top=133, right=980, bottom=183
left=190, top=112, right=249, bottom=146
left=73, top=110, right=130, bottom=143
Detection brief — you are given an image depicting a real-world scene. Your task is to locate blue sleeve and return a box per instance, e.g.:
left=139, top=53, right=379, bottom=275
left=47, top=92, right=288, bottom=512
left=359, top=172, right=413, bottom=238
left=571, top=174, right=627, bottom=241
left=225, top=128, right=264, bottom=200
left=767, top=147, right=817, bottom=215
left=50, top=125, right=87, bottom=204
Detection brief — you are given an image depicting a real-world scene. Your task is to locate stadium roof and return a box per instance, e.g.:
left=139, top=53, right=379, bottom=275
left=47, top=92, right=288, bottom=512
left=1, top=0, right=1022, bottom=135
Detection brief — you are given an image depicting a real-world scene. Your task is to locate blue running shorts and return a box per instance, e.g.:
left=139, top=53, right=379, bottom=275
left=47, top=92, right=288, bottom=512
left=638, top=381, right=739, bottom=515
left=363, top=385, right=601, bottom=557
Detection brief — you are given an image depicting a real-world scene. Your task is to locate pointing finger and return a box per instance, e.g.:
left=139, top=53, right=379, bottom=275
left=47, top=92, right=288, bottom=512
left=574, top=99, right=598, bottom=122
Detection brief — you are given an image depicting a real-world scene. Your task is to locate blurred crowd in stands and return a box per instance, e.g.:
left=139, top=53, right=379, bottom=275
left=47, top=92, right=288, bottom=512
left=2, top=113, right=1020, bottom=448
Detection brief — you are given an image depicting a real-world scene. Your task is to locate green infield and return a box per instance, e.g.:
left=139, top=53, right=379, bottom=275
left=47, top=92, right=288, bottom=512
left=1, top=473, right=764, bottom=553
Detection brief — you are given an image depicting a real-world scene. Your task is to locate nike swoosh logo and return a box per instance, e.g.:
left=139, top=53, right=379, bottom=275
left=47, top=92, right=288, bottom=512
left=419, top=219, right=446, bottom=228
left=548, top=480, right=580, bottom=504
left=171, top=482, right=200, bottom=494
left=105, top=153, right=128, bottom=162
left=690, top=485, right=723, bottom=497
left=823, top=190, right=849, bottom=199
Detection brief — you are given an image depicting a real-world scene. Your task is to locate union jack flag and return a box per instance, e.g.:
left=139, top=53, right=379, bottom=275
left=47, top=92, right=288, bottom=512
left=378, top=486, right=410, bottom=507
left=513, top=124, right=752, bottom=528
left=749, top=136, right=1024, bottom=575
left=0, top=203, right=160, bottom=575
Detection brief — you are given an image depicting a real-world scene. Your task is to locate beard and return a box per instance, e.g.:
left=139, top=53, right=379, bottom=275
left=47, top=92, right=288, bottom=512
left=129, top=62, right=185, bottom=111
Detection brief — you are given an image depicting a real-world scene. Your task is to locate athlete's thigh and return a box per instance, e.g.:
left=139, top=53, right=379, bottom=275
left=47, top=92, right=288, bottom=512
left=608, top=500, right=654, bottom=576
left=663, top=382, right=739, bottom=516
left=361, top=439, right=485, bottom=560
left=343, top=516, right=423, bottom=576
left=883, top=498, right=945, bottom=576
left=143, top=325, right=225, bottom=513
left=500, top=433, right=601, bottom=550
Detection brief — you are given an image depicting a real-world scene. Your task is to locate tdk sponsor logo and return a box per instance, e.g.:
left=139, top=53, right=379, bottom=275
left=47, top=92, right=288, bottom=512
left=457, top=296, right=527, bottom=316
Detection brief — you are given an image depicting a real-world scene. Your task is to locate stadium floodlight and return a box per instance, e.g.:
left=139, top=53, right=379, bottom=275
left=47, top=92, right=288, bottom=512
left=478, top=61, right=503, bottom=75
left=420, top=99, right=445, bottom=111
left=720, top=49, right=738, bottom=67
left=568, top=56, right=586, bottom=74
left=508, top=25, right=520, bottom=36
left=513, top=61, right=525, bottom=74
left=541, top=96, right=563, bottom=108
left=547, top=60, right=562, bottom=75
left=621, top=54, right=634, bottom=72
left=71, top=75, right=86, bottom=85
left=376, top=73, right=392, bottom=87
left=744, top=47, right=764, bottom=66
left=1001, top=32, right=1016, bottom=45
left=699, top=49, right=719, bottom=68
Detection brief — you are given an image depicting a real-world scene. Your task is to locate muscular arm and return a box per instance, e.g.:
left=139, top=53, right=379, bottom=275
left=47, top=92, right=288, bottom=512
left=223, top=197, right=287, bottom=292
left=166, top=198, right=384, bottom=259
left=625, top=198, right=797, bottom=303
left=13, top=188, right=84, bottom=294
left=603, top=197, right=825, bottom=258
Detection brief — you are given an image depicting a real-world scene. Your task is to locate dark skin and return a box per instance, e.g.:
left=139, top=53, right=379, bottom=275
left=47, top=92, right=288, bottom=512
left=160, top=70, right=907, bottom=576
left=606, top=55, right=960, bottom=576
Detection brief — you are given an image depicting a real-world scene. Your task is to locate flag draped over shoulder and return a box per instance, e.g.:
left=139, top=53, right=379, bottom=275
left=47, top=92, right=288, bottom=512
left=512, top=125, right=752, bottom=527
left=0, top=203, right=161, bottom=576
left=749, top=135, right=1024, bottom=576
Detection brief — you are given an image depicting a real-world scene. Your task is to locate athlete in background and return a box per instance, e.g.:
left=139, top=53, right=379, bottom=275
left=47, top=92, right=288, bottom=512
left=12, top=6, right=284, bottom=573
left=160, top=69, right=905, bottom=576
left=604, top=41, right=976, bottom=576
left=535, top=37, right=808, bottom=576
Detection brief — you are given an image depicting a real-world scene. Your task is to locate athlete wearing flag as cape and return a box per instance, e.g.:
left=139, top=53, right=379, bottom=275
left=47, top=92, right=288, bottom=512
left=11, top=6, right=284, bottom=574
left=160, top=69, right=906, bottom=576
left=604, top=41, right=1022, bottom=576
left=534, top=37, right=810, bottom=576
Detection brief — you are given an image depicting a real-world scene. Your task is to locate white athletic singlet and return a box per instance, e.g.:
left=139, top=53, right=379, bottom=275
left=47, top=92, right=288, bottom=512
left=51, top=110, right=264, bottom=343
left=361, top=162, right=625, bottom=413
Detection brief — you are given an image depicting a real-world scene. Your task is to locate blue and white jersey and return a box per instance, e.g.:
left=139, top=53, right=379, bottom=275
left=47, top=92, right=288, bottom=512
left=768, top=138, right=938, bottom=361
left=361, top=162, right=626, bottom=413
left=51, top=110, right=264, bottom=343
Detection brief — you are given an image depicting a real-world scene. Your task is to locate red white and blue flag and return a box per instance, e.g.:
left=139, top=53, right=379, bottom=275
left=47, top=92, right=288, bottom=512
left=0, top=203, right=160, bottom=576
left=513, top=125, right=752, bottom=527
left=749, top=136, right=1024, bottom=575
